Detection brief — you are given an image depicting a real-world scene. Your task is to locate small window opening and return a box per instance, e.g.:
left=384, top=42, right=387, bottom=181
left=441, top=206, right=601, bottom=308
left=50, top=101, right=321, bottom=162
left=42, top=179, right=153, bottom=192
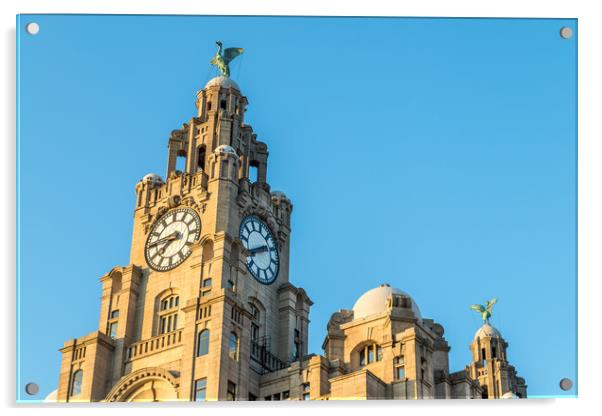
left=197, top=146, right=206, bottom=171
left=249, top=161, right=259, bottom=183
left=220, top=99, right=227, bottom=110
left=176, top=153, right=186, bottom=172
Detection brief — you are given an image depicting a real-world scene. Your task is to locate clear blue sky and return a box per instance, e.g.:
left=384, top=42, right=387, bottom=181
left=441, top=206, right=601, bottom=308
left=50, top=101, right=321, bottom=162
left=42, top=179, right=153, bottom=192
left=17, top=15, right=577, bottom=400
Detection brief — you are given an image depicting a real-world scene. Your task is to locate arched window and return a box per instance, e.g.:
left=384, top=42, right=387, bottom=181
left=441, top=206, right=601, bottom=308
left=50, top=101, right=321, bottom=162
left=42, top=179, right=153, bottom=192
left=197, top=329, right=210, bottom=356
left=202, top=240, right=214, bottom=261
left=159, top=294, right=179, bottom=335
left=358, top=343, right=382, bottom=367
left=250, top=304, right=260, bottom=342
left=197, top=145, right=206, bottom=172
left=70, top=370, right=83, bottom=397
left=229, top=332, right=239, bottom=360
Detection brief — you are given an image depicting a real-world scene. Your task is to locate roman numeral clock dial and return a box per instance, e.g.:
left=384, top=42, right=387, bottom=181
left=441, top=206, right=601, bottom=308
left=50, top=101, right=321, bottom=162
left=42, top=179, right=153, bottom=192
left=240, top=216, right=280, bottom=284
left=145, top=208, right=201, bottom=272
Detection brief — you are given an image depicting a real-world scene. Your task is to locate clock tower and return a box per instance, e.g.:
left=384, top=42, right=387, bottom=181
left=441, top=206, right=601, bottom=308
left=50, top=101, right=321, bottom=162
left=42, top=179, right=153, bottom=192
left=56, top=74, right=313, bottom=402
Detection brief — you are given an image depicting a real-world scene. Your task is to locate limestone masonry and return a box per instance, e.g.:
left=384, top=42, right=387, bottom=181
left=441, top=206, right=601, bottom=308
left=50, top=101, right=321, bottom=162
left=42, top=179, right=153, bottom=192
left=57, top=75, right=527, bottom=401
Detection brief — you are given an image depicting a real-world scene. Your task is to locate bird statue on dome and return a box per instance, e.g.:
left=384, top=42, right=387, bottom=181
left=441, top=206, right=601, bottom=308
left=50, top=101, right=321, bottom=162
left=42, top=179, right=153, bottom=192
left=210, top=41, right=244, bottom=78
left=470, top=298, right=498, bottom=324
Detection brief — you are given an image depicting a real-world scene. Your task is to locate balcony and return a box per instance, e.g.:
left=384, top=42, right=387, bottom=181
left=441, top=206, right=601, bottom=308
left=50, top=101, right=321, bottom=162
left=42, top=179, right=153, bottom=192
left=250, top=339, right=288, bottom=375
left=127, top=329, right=183, bottom=361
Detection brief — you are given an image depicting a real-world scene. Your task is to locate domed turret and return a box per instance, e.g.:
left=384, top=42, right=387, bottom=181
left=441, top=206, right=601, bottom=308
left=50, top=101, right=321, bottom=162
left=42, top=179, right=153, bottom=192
left=142, top=173, right=164, bottom=186
left=214, top=144, right=238, bottom=155
left=352, top=283, right=422, bottom=320
left=474, top=323, right=502, bottom=340
left=205, top=76, right=240, bottom=91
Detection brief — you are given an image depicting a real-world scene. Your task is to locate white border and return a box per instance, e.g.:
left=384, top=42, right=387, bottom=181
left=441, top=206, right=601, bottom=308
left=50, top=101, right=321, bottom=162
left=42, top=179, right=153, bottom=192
left=2, top=1, right=600, bottom=415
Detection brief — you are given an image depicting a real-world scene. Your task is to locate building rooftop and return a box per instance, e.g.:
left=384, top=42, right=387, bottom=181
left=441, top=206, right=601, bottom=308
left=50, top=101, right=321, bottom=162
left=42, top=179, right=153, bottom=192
left=352, top=283, right=422, bottom=321
left=205, top=75, right=240, bottom=91
left=474, top=323, right=502, bottom=340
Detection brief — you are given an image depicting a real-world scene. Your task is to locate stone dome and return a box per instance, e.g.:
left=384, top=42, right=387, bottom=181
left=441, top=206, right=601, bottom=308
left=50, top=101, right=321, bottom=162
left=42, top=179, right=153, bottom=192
left=205, top=76, right=240, bottom=90
left=271, top=190, right=291, bottom=203
left=501, top=391, right=519, bottom=399
left=44, top=389, right=58, bottom=403
left=474, top=323, right=502, bottom=340
left=352, top=284, right=422, bottom=321
left=214, top=144, right=237, bottom=155
left=142, top=173, right=163, bottom=184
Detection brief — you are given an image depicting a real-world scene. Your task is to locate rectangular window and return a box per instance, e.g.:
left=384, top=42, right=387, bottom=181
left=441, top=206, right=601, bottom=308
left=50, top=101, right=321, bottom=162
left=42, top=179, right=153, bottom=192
left=248, top=393, right=257, bottom=401
left=395, top=366, right=405, bottom=380
left=272, top=393, right=281, bottom=401
left=264, top=395, right=272, bottom=401
left=359, top=349, right=366, bottom=366
left=203, top=278, right=212, bottom=287
left=194, top=378, right=207, bottom=401
left=227, top=381, right=236, bottom=401
left=368, top=346, right=374, bottom=364
left=282, top=390, right=290, bottom=400
left=109, top=322, right=118, bottom=338
left=251, top=323, right=259, bottom=341
left=376, top=345, right=382, bottom=361
left=302, top=383, right=310, bottom=400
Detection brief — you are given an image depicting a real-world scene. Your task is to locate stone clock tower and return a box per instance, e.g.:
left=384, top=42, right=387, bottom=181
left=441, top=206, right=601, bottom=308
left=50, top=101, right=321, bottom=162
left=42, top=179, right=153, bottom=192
left=56, top=74, right=313, bottom=402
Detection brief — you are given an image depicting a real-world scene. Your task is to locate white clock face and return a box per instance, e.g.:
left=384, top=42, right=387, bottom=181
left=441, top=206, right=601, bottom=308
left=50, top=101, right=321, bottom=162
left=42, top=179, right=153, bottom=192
left=145, top=208, right=201, bottom=271
left=240, top=216, right=279, bottom=284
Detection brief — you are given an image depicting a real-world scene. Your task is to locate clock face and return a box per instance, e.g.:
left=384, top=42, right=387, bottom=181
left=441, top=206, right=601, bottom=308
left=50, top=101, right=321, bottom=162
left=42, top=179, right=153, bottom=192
left=239, top=216, right=280, bottom=284
left=145, top=208, right=201, bottom=272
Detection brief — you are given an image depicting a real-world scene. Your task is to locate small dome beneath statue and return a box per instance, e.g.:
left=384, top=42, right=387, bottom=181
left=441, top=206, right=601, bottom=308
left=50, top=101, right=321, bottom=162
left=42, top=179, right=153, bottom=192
left=214, top=144, right=237, bottom=155
left=474, top=323, right=502, bottom=340
left=501, top=392, right=519, bottom=399
left=142, top=173, right=163, bottom=184
left=271, top=191, right=291, bottom=205
left=205, top=76, right=240, bottom=90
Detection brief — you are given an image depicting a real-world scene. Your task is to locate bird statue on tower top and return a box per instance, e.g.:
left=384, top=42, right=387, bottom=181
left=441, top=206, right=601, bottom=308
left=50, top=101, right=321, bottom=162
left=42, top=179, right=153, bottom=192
left=470, top=298, right=498, bottom=324
left=210, top=41, right=244, bottom=78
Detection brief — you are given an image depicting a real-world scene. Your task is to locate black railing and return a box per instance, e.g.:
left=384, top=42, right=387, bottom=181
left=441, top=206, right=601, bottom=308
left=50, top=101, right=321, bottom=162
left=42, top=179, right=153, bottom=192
left=250, top=339, right=289, bottom=375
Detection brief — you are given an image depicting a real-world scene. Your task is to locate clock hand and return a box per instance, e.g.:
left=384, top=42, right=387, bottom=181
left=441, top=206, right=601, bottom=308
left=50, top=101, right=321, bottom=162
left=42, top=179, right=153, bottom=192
left=158, top=238, right=178, bottom=255
left=149, top=232, right=179, bottom=247
left=249, top=245, right=269, bottom=256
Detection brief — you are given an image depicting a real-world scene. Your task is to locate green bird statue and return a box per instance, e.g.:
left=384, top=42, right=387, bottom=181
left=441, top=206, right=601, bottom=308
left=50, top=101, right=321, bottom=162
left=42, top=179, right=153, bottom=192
left=470, top=298, right=498, bottom=324
left=210, top=41, right=244, bottom=78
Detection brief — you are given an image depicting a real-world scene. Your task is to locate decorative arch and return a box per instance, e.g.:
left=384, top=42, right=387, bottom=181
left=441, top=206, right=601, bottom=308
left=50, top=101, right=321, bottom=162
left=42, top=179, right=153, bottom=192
left=201, top=238, right=214, bottom=261
left=349, top=339, right=382, bottom=370
left=105, top=367, right=180, bottom=402
left=153, top=288, right=181, bottom=336
left=248, top=297, right=266, bottom=342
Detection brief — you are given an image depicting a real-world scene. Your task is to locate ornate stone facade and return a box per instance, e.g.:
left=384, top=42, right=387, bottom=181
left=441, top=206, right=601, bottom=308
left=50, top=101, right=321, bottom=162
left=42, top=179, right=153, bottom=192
left=56, top=76, right=526, bottom=401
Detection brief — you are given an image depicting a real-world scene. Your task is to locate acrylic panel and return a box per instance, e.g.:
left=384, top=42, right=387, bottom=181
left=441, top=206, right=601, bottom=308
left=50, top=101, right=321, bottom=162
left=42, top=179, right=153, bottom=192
left=16, top=14, right=577, bottom=402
